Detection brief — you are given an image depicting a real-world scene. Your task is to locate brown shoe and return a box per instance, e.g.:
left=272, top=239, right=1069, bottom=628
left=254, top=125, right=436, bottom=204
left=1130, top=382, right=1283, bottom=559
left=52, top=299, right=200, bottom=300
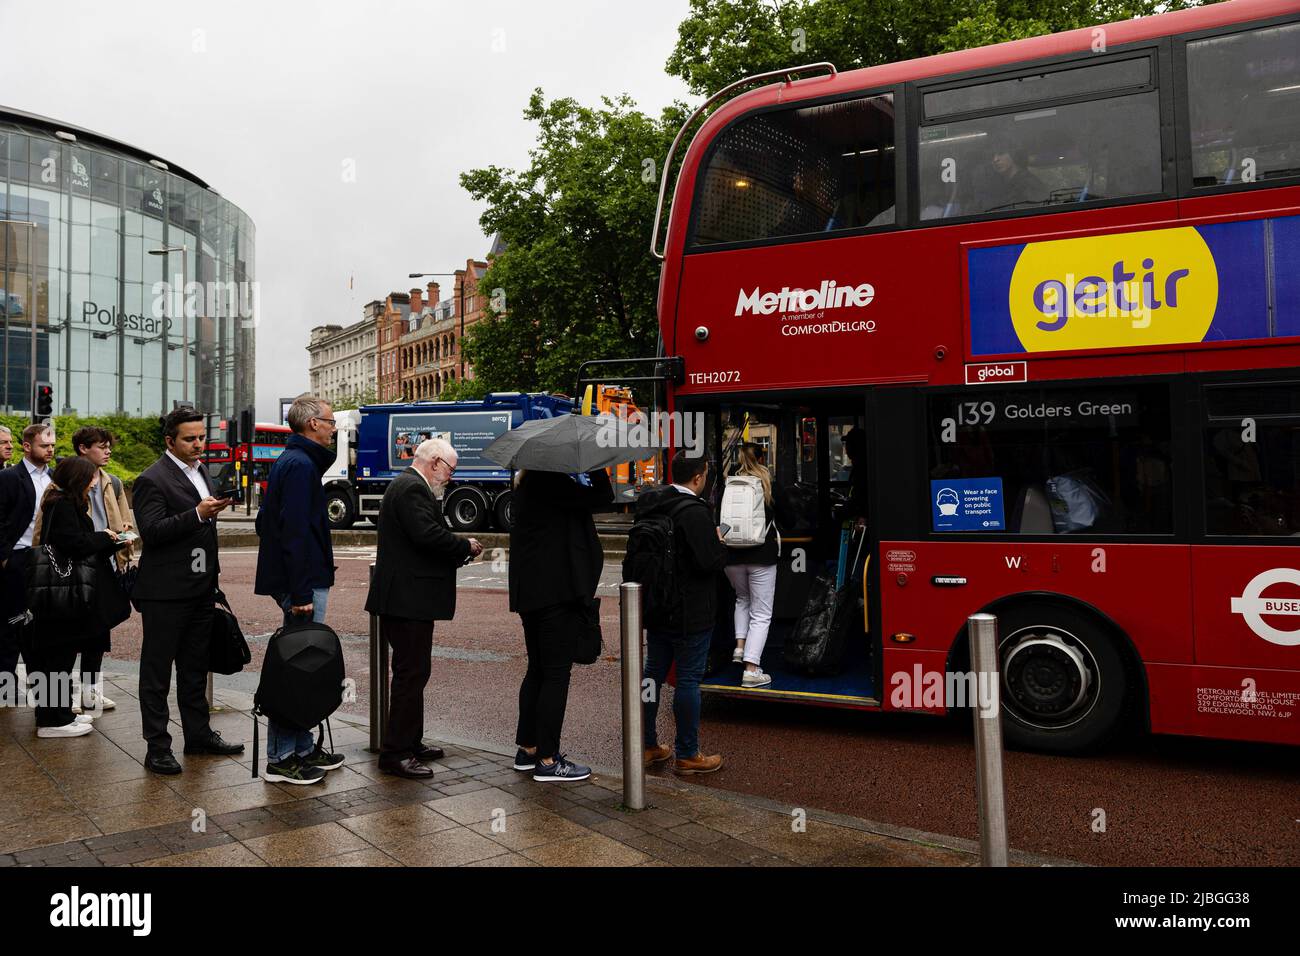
left=674, top=752, right=723, bottom=775
left=644, top=744, right=672, bottom=767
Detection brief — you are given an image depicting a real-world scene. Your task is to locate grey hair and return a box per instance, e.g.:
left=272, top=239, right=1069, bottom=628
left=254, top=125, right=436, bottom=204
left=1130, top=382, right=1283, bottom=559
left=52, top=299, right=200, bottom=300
left=287, top=395, right=326, bottom=433
left=0, top=426, right=11, bottom=438
left=414, top=437, right=455, bottom=464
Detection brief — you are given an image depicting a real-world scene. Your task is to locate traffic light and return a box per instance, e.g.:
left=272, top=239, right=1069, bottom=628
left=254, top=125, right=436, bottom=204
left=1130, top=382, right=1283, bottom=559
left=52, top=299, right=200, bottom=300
left=239, top=408, right=253, bottom=446
left=33, top=381, right=53, bottom=422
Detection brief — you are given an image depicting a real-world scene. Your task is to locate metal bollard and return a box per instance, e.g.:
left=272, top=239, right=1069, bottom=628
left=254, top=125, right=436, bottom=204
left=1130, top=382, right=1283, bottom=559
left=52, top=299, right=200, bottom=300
left=968, top=612, right=1009, bottom=867
left=620, top=582, right=645, bottom=811
left=368, top=563, right=390, bottom=752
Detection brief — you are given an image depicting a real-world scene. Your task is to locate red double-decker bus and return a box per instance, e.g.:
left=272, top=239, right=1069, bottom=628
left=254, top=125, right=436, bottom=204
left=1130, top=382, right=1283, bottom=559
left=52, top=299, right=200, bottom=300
left=204, top=421, right=291, bottom=494
left=643, top=0, right=1300, bottom=752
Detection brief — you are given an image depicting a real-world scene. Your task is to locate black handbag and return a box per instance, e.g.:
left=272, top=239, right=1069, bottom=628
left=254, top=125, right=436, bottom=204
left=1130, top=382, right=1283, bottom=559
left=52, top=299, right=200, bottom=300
left=573, top=597, right=602, bottom=666
left=25, top=544, right=97, bottom=624
left=210, top=588, right=251, bottom=675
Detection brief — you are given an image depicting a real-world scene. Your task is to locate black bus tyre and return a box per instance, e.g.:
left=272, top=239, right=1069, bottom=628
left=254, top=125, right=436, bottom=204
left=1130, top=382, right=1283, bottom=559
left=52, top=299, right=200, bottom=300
left=992, top=601, right=1129, bottom=754
left=492, top=490, right=515, bottom=531
left=324, top=489, right=355, bottom=529
left=445, top=485, right=489, bottom=532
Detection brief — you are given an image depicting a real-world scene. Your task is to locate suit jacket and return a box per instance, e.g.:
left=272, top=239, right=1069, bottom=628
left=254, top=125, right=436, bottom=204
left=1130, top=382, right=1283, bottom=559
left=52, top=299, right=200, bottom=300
left=365, top=469, right=471, bottom=621
left=0, top=460, right=40, bottom=565
left=508, top=469, right=613, bottom=615
left=131, top=454, right=221, bottom=603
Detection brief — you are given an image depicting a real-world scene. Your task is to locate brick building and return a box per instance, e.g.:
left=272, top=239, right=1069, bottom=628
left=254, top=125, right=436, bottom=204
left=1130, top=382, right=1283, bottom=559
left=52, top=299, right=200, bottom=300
left=374, top=290, right=414, bottom=403
left=397, top=252, right=496, bottom=400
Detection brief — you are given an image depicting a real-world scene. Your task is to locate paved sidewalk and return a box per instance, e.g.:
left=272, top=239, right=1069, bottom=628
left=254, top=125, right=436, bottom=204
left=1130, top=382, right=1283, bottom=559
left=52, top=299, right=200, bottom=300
left=0, top=671, right=1050, bottom=868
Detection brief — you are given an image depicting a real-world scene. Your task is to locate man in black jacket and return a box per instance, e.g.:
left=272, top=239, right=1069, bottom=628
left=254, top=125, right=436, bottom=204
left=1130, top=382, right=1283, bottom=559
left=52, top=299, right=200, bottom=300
left=254, top=395, right=342, bottom=785
left=365, top=438, right=481, bottom=778
left=0, top=424, right=55, bottom=697
left=133, top=408, right=244, bottom=775
left=638, top=451, right=729, bottom=775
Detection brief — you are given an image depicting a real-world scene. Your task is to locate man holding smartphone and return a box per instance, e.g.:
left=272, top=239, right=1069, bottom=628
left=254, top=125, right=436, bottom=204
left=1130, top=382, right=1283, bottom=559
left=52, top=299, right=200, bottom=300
left=133, top=407, right=243, bottom=775
left=254, top=396, right=344, bottom=784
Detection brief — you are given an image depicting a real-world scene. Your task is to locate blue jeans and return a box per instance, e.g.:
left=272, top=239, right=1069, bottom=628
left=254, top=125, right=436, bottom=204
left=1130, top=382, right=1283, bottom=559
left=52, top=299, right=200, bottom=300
left=643, top=628, right=712, bottom=759
left=268, top=588, right=329, bottom=762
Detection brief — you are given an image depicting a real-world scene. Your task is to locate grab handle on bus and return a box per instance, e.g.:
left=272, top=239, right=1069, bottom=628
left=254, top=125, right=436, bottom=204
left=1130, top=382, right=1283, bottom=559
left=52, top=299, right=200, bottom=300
left=650, top=62, right=838, bottom=260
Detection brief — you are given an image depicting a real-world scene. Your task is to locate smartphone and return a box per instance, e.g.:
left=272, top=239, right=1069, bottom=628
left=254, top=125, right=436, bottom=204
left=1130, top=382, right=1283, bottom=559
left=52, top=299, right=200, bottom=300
left=719, top=523, right=731, bottom=536
left=117, top=531, right=139, bottom=543
left=213, top=483, right=243, bottom=503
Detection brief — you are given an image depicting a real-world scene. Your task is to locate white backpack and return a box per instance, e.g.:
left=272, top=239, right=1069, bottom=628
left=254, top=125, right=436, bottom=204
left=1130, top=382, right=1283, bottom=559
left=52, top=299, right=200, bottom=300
left=720, top=475, right=770, bottom=548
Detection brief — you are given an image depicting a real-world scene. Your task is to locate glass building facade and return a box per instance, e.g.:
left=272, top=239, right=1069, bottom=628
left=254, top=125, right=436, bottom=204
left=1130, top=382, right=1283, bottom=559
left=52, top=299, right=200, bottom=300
left=0, top=107, right=255, bottom=419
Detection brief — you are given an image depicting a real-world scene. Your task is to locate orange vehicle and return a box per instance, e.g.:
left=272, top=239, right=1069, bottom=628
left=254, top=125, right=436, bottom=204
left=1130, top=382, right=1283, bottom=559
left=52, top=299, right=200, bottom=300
left=581, top=384, right=659, bottom=504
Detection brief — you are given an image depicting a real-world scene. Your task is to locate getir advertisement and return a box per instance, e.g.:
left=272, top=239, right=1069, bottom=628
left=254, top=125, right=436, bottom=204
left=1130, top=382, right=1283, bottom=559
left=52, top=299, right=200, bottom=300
left=967, top=215, right=1300, bottom=356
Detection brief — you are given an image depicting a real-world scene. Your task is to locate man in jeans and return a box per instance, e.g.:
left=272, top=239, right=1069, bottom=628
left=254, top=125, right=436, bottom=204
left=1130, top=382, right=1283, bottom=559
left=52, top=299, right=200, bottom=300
left=638, top=451, right=729, bottom=775
left=254, top=395, right=342, bottom=784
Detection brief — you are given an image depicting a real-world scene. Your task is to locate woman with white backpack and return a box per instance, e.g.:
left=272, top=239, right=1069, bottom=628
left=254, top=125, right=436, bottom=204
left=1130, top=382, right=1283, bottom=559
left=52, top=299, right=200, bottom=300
left=720, top=443, right=791, bottom=688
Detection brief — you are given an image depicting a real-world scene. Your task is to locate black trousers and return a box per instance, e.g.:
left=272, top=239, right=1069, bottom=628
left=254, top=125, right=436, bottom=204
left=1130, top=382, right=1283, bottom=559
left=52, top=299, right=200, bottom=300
left=0, top=548, right=32, bottom=683
left=380, top=615, right=433, bottom=761
left=137, top=598, right=213, bottom=754
left=515, top=602, right=580, bottom=760
left=28, top=641, right=78, bottom=728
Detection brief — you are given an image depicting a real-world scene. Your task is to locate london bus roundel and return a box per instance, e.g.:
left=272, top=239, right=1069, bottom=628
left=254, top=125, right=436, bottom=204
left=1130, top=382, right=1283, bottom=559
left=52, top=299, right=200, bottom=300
left=1231, top=568, right=1300, bottom=647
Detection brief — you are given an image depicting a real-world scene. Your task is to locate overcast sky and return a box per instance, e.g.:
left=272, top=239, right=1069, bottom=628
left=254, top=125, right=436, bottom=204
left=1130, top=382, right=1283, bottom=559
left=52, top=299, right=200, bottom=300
left=0, top=0, right=693, bottom=419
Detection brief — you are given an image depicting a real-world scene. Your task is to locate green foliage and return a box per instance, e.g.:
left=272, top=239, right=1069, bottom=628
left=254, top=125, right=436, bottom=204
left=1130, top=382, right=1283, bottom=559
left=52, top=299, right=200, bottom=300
left=0, top=414, right=165, bottom=485
left=459, top=90, right=689, bottom=395
left=665, top=0, right=1214, bottom=96
left=436, top=378, right=488, bottom=402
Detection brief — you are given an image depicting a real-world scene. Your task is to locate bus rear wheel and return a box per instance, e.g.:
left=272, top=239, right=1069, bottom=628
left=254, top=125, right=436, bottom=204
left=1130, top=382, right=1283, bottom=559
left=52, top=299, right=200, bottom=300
left=445, top=485, right=489, bottom=532
left=994, top=602, right=1128, bottom=754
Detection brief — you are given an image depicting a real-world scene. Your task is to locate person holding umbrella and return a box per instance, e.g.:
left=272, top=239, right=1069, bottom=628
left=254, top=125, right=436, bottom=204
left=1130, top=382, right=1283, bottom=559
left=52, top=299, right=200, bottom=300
left=486, top=412, right=639, bottom=782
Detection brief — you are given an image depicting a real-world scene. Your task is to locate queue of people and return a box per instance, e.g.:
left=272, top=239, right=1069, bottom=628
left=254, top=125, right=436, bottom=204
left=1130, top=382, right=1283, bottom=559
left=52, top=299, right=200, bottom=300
left=0, top=398, right=783, bottom=794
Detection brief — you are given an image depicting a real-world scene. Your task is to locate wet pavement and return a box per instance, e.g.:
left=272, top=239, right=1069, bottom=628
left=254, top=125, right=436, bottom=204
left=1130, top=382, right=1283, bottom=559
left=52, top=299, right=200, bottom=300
left=69, top=549, right=1300, bottom=867
left=0, top=677, right=1023, bottom=868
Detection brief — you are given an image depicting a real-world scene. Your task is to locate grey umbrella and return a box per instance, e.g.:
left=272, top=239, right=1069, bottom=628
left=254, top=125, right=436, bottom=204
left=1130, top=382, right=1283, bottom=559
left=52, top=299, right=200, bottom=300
left=482, top=413, right=656, bottom=472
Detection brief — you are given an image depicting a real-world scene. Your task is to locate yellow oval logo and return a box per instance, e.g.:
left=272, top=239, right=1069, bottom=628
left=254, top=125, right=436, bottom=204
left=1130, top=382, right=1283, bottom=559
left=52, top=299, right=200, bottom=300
left=1008, top=226, right=1218, bottom=352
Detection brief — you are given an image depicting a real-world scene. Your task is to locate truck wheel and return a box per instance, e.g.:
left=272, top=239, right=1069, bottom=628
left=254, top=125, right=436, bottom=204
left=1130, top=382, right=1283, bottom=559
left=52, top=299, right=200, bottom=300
left=445, top=486, right=489, bottom=532
left=493, top=490, right=515, bottom=531
left=325, top=489, right=355, bottom=529
left=994, top=601, right=1129, bottom=754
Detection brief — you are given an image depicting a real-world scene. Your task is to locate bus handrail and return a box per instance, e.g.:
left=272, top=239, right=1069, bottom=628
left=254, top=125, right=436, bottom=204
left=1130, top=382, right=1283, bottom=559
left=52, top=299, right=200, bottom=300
left=650, top=62, right=838, bottom=261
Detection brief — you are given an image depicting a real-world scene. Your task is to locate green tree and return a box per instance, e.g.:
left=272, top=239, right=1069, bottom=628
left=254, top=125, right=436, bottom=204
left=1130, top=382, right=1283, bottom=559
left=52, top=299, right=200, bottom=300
left=666, top=0, right=1213, bottom=97
left=0, top=414, right=166, bottom=486
left=459, top=90, right=689, bottom=396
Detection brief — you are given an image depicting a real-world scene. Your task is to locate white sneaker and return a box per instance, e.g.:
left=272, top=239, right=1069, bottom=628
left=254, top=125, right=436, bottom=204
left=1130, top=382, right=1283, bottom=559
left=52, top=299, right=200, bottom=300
left=732, top=644, right=745, bottom=663
left=82, top=687, right=115, bottom=712
left=74, top=714, right=94, bottom=724
left=37, top=721, right=94, bottom=738
left=741, top=668, right=772, bottom=688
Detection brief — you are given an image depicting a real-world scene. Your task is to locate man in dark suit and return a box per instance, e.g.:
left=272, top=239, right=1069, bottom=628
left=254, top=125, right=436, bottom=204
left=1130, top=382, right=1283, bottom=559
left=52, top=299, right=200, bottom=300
left=365, top=438, right=481, bottom=778
left=0, top=426, right=14, bottom=468
left=132, top=408, right=243, bottom=774
left=0, top=424, right=55, bottom=695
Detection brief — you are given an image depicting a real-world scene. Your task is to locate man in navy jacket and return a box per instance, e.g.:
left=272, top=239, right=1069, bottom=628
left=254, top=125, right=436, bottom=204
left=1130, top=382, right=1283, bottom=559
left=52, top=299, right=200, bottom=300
left=254, top=396, right=341, bottom=784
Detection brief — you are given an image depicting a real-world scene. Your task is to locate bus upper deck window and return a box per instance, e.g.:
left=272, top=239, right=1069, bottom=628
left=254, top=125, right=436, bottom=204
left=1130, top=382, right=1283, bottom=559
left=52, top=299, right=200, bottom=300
left=690, top=93, right=896, bottom=248
left=1188, top=22, right=1300, bottom=188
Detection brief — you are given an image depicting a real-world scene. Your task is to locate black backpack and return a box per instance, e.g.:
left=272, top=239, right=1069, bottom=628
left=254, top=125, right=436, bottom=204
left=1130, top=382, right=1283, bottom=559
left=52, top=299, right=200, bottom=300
left=251, top=620, right=345, bottom=776
left=622, top=496, right=695, bottom=628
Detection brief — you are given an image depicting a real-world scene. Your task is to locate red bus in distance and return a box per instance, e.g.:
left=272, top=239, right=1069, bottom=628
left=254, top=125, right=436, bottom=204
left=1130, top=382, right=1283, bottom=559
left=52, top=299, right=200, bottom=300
left=648, top=0, right=1300, bottom=752
left=204, top=421, right=291, bottom=495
